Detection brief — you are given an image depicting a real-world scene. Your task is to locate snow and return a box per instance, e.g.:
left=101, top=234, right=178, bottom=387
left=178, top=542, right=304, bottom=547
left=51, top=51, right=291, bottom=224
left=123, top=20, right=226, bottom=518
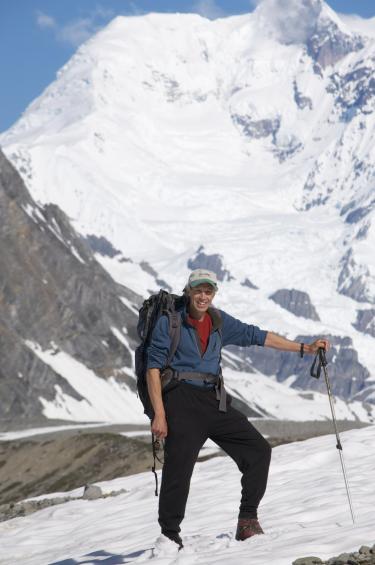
left=0, top=423, right=113, bottom=442
left=25, top=341, right=145, bottom=424
left=0, top=425, right=374, bottom=565
left=339, top=14, right=375, bottom=39
left=225, top=367, right=375, bottom=422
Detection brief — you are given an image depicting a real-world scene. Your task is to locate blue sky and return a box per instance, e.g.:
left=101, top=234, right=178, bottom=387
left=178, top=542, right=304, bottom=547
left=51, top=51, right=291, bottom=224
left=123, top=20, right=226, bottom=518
left=1, top=0, right=375, bottom=133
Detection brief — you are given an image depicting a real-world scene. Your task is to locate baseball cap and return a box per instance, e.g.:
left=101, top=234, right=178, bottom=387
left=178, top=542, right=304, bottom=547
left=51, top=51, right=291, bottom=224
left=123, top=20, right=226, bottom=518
left=187, top=269, right=218, bottom=290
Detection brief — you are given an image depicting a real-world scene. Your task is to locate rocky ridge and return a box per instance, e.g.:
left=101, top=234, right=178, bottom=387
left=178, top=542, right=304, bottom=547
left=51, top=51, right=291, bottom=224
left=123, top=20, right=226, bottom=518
left=0, top=149, right=141, bottom=423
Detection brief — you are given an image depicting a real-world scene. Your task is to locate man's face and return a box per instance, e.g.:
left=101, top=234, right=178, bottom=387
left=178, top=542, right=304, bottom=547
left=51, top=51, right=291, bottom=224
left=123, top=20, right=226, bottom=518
left=188, top=283, right=216, bottom=315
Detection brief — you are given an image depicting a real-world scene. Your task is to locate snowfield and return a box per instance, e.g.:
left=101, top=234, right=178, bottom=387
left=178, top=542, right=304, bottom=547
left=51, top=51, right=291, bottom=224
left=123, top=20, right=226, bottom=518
left=0, top=425, right=374, bottom=565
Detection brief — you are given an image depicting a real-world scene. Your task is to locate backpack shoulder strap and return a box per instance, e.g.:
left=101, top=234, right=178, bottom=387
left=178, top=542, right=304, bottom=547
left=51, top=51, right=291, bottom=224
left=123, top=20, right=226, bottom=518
left=165, top=311, right=181, bottom=366
left=208, top=306, right=223, bottom=342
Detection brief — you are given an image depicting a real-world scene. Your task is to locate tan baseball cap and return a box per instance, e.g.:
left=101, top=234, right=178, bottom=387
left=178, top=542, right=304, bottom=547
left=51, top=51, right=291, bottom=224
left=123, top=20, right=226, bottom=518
left=187, top=269, right=218, bottom=290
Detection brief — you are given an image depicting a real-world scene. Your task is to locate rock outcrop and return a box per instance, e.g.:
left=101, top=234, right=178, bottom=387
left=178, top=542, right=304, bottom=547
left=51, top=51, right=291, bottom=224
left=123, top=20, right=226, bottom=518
left=353, top=309, right=375, bottom=338
left=188, top=246, right=234, bottom=282
left=224, top=334, right=370, bottom=403
left=269, top=289, right=320, bottom=321
left=0, top=149, right=141, bottom=424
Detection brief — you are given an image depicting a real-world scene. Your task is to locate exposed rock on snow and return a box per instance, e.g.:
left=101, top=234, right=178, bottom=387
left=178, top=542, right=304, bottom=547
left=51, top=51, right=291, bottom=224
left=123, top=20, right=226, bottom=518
left=85, top=234, right=122, bottom=258
left=241, top=277, right=259, bottom=290
left=139, top=261, right=172, bottom=292
left=293, top=80, right=313, bottom=110
left=228, top=334, right=371, bottom=404
left=328, top=63, right=375, bottom=118
left=293, top=543, right=375, bottom=565
left=338, top=250, right=374, bottom=304
left=0, top=486, right=128, bottom=522
left=306, top=19, right=364, bottom=70
left=83, top=484, right=103, bottom=500
left=353, top=309, right=375, bottom=338
left=231, top=114, right=280, bottom=140
left=269, top=289, right=320, bottom=321
left=188, top=246, right=234, bottom=282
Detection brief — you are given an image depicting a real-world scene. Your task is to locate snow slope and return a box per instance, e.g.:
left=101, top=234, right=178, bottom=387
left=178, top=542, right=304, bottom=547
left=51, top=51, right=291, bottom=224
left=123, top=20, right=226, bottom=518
left=15, top=344, right=375, bottom=424
left=0, top=425, right=374, bottom=565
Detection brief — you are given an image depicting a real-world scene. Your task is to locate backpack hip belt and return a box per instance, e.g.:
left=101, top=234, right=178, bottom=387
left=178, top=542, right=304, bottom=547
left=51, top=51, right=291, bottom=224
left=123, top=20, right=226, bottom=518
left=164, top=370, right=227, bottom=412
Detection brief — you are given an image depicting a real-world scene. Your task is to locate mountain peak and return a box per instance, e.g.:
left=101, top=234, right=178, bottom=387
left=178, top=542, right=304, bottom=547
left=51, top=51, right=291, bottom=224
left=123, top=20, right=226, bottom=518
left=253, top=0, right=364, bottom=67
left=253, top=0, right=322, bottom=45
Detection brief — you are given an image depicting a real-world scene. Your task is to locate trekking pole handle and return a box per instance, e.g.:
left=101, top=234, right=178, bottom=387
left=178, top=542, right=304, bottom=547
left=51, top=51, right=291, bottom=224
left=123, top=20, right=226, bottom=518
left=310, top=347, right=328, bottom=379
left=318, top=347, right=328, bottom=367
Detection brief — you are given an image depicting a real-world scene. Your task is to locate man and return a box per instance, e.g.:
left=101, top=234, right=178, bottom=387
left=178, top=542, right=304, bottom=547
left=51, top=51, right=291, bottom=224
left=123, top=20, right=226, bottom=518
left=146, top=269, right=329, bottom=548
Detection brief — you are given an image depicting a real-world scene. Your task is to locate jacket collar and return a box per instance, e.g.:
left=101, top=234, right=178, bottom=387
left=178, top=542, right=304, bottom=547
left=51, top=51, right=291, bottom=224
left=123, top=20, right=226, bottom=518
left=180, top=304, right=222, bottom=332
left=208, top=307, right=222, bottom=332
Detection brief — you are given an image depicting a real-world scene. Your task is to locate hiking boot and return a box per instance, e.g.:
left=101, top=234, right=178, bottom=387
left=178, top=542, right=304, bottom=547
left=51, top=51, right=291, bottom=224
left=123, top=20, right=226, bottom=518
left=235, top=518, right=264, bottom=541
left=161, top=531, right=183, bottom=549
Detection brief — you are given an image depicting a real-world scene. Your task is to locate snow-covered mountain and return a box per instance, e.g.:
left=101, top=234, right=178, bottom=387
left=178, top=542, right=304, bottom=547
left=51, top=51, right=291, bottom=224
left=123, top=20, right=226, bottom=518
left=1, top=0, right=375, bottom=418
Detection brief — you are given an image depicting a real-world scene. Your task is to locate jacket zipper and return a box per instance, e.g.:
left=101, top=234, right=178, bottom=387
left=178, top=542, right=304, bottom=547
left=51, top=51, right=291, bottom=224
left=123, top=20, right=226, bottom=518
left=191, top=327, right=203, bottom=357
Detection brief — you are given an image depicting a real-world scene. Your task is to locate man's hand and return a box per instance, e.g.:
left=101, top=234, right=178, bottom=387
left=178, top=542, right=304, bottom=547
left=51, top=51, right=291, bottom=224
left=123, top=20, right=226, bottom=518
left=306, top=338, right=330, bottom=354
left=151, top=413, right=168, bottom=439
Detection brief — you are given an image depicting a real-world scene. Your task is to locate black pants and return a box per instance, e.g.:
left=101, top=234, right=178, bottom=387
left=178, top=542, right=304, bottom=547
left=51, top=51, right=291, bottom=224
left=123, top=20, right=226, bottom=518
left=159, top=381, right=272, bottom=536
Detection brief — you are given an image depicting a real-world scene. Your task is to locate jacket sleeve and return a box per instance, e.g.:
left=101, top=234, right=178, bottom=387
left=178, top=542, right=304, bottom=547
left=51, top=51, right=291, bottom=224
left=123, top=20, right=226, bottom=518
left=146, top=315, right=171, bottom=370
left=220, top=310, right=268, bottom=347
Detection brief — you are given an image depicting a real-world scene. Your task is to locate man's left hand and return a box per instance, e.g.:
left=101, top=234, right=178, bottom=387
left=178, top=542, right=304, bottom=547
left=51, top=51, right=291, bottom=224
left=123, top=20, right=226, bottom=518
left=307, top=338, right=330, bottom=354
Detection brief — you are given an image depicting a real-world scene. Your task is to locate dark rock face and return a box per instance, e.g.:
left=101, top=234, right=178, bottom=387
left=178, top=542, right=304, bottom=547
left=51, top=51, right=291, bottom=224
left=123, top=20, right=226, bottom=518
left=188, top=246, right=234, bottom=282
left=231, top=114, right=280, bottom=140
left=298, top=166, right=330, bottom=211
left=345, top=204, right=374, bottom=224
left=241, top=278, right=258, bottom=290
left=224, top=334, right=370, bottom=403
left=337, top=250, right=374, bottom=304
left=269, top=289, right=320, bottom=321
left=289, top=335, right=370, bottom=401
left=356, top=222, right=370, bottom=241
left=293, top=81, right=313, bottom=110
left=85, top=235, right=121, bottom=258
left=307, top=19, right=364, bottom=70
left=353, top=309, right=375, bottom=338
left=274, top=138, right=304, bottom=162
left=328, top=64, right=375, bottom=119
left=139, top=261, right=172, bottom=292
left=0, top=149, right=142, bottom=424
left=231, top=112, right=302, bottom=162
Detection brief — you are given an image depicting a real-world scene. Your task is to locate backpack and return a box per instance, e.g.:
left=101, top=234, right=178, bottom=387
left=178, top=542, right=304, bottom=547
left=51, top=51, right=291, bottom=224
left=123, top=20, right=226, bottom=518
left=135, top=290, right=186, bottom=420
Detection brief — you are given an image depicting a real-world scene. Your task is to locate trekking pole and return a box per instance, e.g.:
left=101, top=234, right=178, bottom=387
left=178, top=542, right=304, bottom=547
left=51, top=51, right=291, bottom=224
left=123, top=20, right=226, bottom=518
left=310, top=347, right=355, bottom=524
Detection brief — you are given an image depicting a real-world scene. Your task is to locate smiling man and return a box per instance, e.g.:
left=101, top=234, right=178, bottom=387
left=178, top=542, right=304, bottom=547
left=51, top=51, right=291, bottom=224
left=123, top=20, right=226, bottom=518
left=146, top=268, right=329, bottom=549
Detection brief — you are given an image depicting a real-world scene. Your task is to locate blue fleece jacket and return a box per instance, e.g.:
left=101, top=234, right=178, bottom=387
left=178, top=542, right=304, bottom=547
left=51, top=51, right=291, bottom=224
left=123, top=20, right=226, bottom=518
left=146, top=307, right=267, bottom=375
